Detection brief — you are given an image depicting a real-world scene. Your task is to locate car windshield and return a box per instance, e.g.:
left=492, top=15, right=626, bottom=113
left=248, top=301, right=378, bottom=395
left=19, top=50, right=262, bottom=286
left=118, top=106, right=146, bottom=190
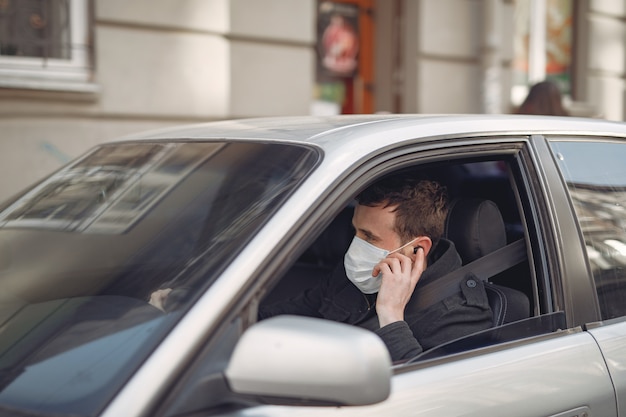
left=0, top=140, right=318, bottom=417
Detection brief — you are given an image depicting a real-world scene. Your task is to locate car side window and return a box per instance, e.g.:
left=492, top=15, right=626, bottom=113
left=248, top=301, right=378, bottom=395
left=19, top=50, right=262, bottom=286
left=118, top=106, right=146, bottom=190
left=260, top=155, right=563, bottom=364
left=549, top=140, right=626, bottom=320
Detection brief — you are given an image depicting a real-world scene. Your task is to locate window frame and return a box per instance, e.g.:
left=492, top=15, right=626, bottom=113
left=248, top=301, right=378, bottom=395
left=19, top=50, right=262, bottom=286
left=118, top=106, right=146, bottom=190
left=535, top=134, right=608, bottom=326
left=545, top=135, right=626, bottom=323
left=255, top=136, right=565, bottom=363
left=0, top=0, right=97, bottom=93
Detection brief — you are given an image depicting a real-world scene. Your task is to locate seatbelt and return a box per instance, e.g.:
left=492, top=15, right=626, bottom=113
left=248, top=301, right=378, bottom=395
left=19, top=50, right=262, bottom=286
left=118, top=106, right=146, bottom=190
left=408, top=238, right=527, bottom=313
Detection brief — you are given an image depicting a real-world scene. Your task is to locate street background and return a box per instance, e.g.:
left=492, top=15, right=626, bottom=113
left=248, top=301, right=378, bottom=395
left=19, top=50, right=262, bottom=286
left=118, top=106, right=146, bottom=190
left=0, top=0, right=623, bottom=201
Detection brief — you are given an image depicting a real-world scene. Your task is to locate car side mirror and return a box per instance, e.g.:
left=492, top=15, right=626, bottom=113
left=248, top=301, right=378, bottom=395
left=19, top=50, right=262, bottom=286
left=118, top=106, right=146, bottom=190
left=225, top=315, right=391, bottom=406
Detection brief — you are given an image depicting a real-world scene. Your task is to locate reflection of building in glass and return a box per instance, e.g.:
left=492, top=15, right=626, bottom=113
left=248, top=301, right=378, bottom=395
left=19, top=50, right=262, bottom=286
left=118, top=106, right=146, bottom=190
left=0, top=143, right=219, bottom=234
left=567, top=183, right=626, bottom=272
left=569, top=183, right=626, bottom=319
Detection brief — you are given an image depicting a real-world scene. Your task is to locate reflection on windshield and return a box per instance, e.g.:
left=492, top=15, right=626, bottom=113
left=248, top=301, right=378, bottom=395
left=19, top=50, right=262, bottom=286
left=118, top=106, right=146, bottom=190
left=0, top=143, right=217, bottom=234
left=0, top=297, right=172, bottom=416
left=0, top=140, right=318, bottom=417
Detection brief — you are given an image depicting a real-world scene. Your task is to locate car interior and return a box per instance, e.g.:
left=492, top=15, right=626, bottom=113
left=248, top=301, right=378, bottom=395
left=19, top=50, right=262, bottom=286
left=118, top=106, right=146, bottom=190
left=259, top=157, right=564, bottom=363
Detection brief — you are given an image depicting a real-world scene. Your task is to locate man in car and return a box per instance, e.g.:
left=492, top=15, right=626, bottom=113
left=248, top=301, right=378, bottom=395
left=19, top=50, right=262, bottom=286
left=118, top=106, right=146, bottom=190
left=259, top=175, right=493, bottom=362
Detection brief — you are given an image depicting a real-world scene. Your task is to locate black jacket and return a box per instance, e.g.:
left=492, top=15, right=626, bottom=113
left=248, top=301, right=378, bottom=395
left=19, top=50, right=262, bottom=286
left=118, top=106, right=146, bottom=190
left=259, top=239, right=493, bottom=362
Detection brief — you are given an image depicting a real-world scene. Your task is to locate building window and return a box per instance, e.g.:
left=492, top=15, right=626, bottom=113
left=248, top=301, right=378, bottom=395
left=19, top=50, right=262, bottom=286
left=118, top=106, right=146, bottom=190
left=0, top=0, right=96, bottom=93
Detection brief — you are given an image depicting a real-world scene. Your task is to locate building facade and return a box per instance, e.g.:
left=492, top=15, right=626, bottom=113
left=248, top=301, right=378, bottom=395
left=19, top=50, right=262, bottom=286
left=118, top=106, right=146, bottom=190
left=0, top=0, right=623, bottom=200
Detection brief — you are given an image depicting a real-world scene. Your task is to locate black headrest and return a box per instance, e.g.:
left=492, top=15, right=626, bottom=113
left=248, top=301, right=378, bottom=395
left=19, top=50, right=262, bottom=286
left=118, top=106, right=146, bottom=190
left=444, top=198, right=506, bottom=264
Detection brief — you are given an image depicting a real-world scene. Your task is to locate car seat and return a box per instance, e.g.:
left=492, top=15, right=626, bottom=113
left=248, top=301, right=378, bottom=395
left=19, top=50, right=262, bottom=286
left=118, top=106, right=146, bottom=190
left=445, top=198, right=531, bottom=326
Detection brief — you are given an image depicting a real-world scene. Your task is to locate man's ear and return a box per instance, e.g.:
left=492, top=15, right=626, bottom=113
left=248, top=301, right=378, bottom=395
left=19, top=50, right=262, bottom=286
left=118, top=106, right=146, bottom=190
left=411, top=236, right=433, bottom=258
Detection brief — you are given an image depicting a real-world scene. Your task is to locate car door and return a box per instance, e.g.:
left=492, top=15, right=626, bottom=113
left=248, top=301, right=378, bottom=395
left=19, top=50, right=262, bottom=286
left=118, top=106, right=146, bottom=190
left=546, top=136, right=626, bottom=416
left=337, top=138, right=616, bottom=417
left=239, top=138, right=617, bottom=417
left=145, top=137, right=618, bottom=417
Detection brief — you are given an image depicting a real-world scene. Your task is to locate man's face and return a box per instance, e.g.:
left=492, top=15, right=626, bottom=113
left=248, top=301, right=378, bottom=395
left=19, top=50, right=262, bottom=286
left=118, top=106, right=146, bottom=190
left=352, top=203, right=404, bottom=252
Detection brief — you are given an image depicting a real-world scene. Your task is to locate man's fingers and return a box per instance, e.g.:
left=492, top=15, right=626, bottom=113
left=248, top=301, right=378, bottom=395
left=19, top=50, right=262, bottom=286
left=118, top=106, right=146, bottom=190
left=375, top=251, right=423, bottom=280
left=374, top=256, right=403, bottom=276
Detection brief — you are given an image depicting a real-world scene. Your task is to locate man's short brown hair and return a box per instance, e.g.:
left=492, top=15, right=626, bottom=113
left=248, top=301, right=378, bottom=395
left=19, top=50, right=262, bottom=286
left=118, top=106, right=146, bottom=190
left=355, top=176, right=448, bottom=246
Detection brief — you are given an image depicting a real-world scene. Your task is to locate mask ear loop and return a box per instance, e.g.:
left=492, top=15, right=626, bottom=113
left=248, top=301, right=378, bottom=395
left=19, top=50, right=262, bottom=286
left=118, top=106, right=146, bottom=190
left=389, top=237, right=420, bottom=255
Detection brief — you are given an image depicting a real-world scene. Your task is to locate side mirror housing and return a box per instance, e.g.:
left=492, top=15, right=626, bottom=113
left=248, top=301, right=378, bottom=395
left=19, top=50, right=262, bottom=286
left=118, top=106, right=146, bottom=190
left=225, top=315, right=391, bottom=406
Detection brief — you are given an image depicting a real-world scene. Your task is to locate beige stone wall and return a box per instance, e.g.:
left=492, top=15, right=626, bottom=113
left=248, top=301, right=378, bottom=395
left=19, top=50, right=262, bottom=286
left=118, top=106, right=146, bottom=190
left=95, top=0, right=315, bottom=118
left=0, top=0, right=315, bottom=201
left=375, top=0, right=515, bottom=114
left=585, top=0, right=626, bottom=120
left=417, top=0, right=485, bottom=113
left=377, top=0, right=626, bottom=119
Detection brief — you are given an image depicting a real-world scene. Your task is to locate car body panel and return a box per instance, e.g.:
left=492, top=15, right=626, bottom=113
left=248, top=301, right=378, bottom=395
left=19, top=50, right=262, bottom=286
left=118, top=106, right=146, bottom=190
left=212, top=331, right=615, bottom=417
left=116, top=116, right=626, bottom=182
left=588, top=319, right=626, bottom=416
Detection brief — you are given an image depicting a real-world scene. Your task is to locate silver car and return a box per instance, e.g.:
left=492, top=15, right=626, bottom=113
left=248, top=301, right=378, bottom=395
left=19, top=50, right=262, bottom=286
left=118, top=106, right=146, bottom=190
left=0, top=114, right=625, bottom=417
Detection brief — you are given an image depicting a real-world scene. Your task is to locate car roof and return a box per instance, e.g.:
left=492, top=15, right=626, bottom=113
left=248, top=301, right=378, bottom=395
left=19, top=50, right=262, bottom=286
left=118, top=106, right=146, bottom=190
left=112, top=114, right=626, bottom=161
left=118, top=114, right=626, bottom=142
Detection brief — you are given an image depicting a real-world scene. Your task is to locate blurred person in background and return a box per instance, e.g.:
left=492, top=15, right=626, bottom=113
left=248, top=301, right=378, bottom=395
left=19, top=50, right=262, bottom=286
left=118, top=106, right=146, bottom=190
left=516, top=80, right=569, bottom=116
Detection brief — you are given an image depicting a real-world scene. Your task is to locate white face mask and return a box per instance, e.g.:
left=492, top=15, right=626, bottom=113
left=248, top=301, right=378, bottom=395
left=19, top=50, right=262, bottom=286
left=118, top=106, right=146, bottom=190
left=344, top=236, right=419, bottom=294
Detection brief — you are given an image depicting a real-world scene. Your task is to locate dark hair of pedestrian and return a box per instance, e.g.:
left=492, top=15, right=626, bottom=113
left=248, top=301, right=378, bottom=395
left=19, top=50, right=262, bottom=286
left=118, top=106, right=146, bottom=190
left=516, top=80, right=569, bottom=116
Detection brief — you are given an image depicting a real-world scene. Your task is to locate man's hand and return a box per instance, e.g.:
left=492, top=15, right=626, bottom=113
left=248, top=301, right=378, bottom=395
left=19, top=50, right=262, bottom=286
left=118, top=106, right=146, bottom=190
left=373, top=247, right=426, bottom=327
left=149, top=288, right=172, bottom=312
